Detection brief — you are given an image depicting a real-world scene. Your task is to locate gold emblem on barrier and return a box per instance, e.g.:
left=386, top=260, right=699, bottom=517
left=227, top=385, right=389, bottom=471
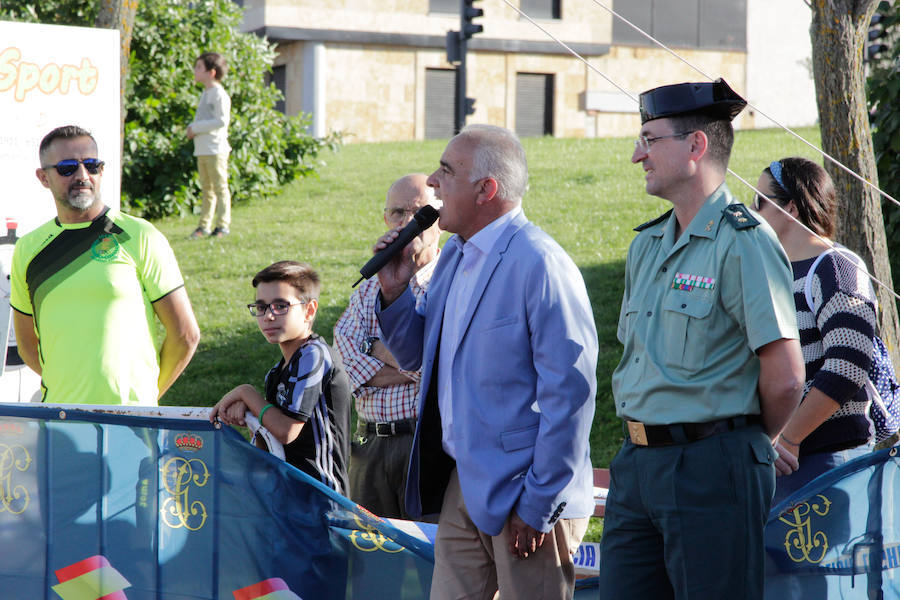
left=349, top=514, right=404, bottom=553
left=0, top=443, right=31, bottom=515
left=779, top=494, right=832, bottom=564
left=160, top=456, right=210, bottom=531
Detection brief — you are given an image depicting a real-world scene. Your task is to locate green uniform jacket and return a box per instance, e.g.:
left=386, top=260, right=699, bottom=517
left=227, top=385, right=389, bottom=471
left=612, top=184, right=799, bottom=425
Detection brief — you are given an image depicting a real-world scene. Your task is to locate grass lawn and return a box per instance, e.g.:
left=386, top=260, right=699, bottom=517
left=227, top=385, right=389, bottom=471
left=152, top=126, right=822, bottom=544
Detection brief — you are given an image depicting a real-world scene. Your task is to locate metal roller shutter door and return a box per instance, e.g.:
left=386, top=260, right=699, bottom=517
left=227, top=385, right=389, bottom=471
left=516, top=73, right=553, bottom=138
left=425, top=68, right=456, bottom=139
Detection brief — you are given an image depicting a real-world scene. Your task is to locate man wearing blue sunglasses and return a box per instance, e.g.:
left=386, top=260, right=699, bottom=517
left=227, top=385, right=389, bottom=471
left=8, top=125, right=200, bottom=405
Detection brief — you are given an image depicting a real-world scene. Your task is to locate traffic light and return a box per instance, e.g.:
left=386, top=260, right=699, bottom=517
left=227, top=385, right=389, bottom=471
left=446, top=30, right=462, bottom=64
left=446, top=0, right=484, bottom=133
left=865, top=1, right=893, bottom=63
left=462, top=0, right=484, bottom=41
left=445, top=1, right=483, bottom=63
left=867, top=13, right=888, bottom=61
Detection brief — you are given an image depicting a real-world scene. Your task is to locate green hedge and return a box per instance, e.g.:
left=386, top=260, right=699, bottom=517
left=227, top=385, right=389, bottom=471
left=0, top=0, right=340, bottom=218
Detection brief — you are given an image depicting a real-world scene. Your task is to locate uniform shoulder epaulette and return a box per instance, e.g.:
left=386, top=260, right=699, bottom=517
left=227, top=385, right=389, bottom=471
left=722, top=203, right=759, bottom=230
left=634, top=209, right=673, bottom=232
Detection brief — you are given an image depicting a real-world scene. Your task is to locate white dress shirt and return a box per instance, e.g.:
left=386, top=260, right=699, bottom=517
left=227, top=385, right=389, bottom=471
left=437, top=205, right=523, bottom=458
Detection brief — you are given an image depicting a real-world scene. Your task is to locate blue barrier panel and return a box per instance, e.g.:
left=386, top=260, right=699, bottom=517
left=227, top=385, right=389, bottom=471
left=0, top=404, right=435, bottom=600
left=0, top=403, right=598, bottom=599
left=765, top=445, right=900, bottom=597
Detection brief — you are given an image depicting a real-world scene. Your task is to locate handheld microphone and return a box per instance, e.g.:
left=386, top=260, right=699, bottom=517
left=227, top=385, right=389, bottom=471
left=353, top=204, right=439, bottom=287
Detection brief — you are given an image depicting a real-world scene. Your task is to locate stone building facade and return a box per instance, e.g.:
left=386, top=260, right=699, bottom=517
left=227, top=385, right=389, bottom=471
left=239, top=0, right=817, bottom=142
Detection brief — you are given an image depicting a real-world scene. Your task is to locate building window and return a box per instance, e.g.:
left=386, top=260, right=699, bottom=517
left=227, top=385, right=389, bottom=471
left=268, top=65, right=286, bottom=114
left=425, top=68, right=456, bottom=139
left=430, top=0, right=458, bottom=14
left=521, top=0, right=561, bottom=20
left=515, top=73, right=554, bottom=137
left=612, top=0, right=746, bottom=50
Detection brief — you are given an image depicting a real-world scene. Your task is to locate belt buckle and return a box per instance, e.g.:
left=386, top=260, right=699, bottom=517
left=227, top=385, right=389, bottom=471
left=627, top=421, right=648, bottom=446
left=375, top=422, right=394, bottom=437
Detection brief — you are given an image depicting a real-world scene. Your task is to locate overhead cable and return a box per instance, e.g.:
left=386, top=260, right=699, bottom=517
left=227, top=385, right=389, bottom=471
left=496, top=0, right=900, bottom=302
left=590, top=0, right=899, bottom=210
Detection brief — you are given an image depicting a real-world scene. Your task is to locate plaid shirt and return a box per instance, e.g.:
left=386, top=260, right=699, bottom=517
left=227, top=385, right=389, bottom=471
left=333, top=256, right=437, bottom=422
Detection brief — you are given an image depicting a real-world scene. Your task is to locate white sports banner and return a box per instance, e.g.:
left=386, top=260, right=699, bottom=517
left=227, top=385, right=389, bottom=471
left=0, top=20, right=120, bottom=387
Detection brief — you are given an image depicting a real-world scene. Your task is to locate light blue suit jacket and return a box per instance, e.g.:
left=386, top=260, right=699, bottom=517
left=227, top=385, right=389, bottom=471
left=377, top=212, right=598, bottom=535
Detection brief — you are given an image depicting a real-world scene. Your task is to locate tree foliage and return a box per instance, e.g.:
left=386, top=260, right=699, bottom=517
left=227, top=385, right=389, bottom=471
left=810, top=0, right=900, bottom=362
left=0, top=0, right=97, bottom=24
left=1, top=0, right=339, bottom=218
left=868, top=1, right=900, bottom=277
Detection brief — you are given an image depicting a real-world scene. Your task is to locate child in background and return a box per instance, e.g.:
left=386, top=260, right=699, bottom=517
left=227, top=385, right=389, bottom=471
left=188, top=52, right=232, bottom=238
left=209, top=261, right=351, bottom=494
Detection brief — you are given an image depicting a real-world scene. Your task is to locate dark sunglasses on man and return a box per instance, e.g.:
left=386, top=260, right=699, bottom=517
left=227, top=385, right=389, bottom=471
left=42, top=158, right=105, bottom=177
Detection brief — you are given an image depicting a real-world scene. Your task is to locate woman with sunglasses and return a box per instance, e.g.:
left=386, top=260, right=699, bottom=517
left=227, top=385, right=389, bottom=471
left=753, top=157, right=877, bottom=507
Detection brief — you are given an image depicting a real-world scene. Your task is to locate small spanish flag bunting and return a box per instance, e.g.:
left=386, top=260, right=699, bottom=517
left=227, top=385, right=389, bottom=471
left=51, top=555, right=130, bottom=600
left=233, top=577, right=303, bottom=600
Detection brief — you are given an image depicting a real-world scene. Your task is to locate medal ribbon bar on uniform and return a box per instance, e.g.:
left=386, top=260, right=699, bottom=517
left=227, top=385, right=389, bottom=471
left=672, top=272, right=716, bottom=291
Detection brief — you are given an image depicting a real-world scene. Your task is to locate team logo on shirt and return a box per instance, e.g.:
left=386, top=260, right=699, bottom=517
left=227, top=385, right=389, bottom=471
left=90, top=233, right=119, bottom=262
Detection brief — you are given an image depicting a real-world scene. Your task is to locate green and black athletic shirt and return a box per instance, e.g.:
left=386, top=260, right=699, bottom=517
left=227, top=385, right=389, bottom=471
left=10, top=207, right=184, bottom=405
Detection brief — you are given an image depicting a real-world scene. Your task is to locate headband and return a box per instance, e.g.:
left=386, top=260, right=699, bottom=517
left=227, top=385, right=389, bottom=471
left=769, top=161, right=788, bottom=195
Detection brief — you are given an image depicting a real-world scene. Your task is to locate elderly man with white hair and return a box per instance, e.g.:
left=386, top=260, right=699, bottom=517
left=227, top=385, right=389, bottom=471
left=334, top=173, right=442, bottom=520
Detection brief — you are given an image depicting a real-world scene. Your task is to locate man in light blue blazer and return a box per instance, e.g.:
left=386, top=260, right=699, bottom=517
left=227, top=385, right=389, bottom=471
left=375, top=125, right=598, bottom=599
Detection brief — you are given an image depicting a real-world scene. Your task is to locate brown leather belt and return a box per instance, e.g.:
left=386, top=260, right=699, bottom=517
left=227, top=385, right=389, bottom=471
left=625, top=415, right=761, bottom=447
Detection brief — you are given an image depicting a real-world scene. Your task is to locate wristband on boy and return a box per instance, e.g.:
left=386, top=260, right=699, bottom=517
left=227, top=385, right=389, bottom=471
left=258, top=403, right=276, bottom=424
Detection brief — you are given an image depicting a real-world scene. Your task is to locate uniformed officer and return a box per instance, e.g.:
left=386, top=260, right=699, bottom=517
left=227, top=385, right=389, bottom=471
left=597, top=79, right=806, bottom=599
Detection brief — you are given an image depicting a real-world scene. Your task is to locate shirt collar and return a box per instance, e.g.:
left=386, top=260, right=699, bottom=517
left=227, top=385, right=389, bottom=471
left=651, top=183, right=730, bottom=240
left=55, top=205, right=113, bottom=229
left=453, top=205, right=523, bottom=256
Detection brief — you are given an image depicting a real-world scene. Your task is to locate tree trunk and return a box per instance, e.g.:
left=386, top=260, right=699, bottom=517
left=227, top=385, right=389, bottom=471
left=810, top=0, right=900, bottom=364
left=95, top=0, right=139, bottom=162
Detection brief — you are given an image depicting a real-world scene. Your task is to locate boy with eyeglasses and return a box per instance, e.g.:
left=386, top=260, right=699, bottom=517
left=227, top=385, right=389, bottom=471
left=210, top=261, right=351, bottom=494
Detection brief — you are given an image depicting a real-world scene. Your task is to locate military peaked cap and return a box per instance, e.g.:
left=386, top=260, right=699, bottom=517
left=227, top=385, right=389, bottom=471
left=639, top=78, right=747, bottom=124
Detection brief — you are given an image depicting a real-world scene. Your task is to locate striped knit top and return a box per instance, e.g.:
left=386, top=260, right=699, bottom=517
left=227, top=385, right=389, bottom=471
left=793, top=250, right=877, bottom=456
